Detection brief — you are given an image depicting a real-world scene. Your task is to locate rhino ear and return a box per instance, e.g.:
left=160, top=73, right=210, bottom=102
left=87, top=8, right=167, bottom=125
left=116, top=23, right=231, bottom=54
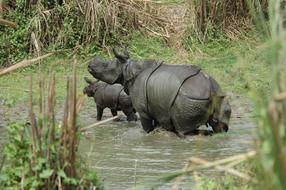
left=84, top=77, right=93, bottom=84
left=113, top=48, right=128, bottom=63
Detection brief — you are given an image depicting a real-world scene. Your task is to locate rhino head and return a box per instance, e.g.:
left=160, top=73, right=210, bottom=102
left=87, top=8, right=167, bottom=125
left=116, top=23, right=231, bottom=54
left=83, top=77, right=101, bottom=97
left=88, top=48, right=129, bottom=85
left=208, top=96, right=231, bottom=133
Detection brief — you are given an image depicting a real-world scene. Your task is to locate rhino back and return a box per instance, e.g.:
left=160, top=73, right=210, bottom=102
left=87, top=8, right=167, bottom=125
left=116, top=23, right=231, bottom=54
left=98, top=84, right=122, bottom=109
left=179, top=72, right=211, bottom=100
left=146, top=64, right=204, bottom=125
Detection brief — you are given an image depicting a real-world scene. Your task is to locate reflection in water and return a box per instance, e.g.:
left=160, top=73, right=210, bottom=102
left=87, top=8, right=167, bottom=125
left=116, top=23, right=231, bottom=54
left=0, top=96, right=256, bottom=189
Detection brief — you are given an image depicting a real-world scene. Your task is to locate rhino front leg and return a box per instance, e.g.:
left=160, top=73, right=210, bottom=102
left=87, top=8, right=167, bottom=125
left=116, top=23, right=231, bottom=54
left=96, top=106, right=104, bottom=121
left=111, top=109, right=117, bottom=116
left=140, top=115, right=155, bottom=133
left=111, top=109, right=120, bottom=121
left=122, top=107, right=137, bottom=121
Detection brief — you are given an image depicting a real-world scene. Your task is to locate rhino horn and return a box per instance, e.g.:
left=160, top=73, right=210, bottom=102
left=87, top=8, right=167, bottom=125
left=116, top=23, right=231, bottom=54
left=113, top=48, right=128, bottom=63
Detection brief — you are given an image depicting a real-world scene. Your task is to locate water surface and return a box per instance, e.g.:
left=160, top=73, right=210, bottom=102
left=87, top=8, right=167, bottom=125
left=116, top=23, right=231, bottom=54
left=0, top=95, right=256, bottom=189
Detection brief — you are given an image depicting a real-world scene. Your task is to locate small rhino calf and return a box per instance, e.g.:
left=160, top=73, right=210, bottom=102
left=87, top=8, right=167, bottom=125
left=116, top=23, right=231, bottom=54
left=83, top=77, right=137, bottom=121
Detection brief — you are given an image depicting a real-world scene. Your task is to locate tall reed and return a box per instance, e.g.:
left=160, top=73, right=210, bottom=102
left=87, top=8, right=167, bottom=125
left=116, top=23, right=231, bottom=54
left=0, top=59, right=102, bottom=189
left=255, top=0, right=286, bottom=189
left=189, top=0, right=268, bottom=41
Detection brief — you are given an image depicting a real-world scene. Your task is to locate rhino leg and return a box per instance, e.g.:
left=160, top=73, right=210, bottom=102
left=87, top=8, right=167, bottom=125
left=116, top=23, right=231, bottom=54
left=110, top=109, right=121, bottom=121
left=153, top=120, right=158, bottom=127
left=111, top=109, right=117, bottom=116
left=122, top=107, right=137, bottom=121
left=96, top=106, right=104, bottom=121
left=119, top=98, right=137, bottom=121
left=185, top=129, right=213, bottom=136
left=140, top=115, right=155, bottom=133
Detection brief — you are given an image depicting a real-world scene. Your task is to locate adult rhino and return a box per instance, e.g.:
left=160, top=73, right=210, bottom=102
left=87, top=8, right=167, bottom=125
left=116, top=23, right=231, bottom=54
left=88, top=48, right=231, bottom=136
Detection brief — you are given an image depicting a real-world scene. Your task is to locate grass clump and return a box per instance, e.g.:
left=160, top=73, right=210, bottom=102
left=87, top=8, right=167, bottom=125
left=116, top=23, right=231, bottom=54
left=0, top=62, right=103, bottom=190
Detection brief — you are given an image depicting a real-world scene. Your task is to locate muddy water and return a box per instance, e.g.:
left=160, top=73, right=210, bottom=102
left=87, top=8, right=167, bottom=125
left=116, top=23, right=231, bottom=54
left=0, top=96, right=256, bottom=189
left=80, top=95, right=256, bottom=189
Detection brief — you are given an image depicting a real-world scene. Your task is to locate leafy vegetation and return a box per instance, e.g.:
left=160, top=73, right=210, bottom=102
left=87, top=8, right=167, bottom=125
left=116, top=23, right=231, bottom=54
left=0, top=66, right=103, bottom=190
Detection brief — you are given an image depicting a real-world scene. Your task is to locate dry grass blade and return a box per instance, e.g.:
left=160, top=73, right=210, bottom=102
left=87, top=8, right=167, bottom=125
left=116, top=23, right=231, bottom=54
left=31, top=32, right=41, bottom=56
left=0, top=18, right=17, bottom=28
left=67, top=58, right=77, bottom=177
left=189, top=157, right=253, bottom=181
left=46, top=73, right=56, bottom=180
left=192, top=151, right=256, bottom=166
left=171, top=150, right=256, bottom=189
left=268, top=100, right=286, bottom=184
left=28, top=75, right=39, bottom=160
left=274, top=91, right=286, bottom=101
left=61, top=78, right=70, bottom=168
left=76, top=96, right=87, bottom=113
left=171, top=159, right=191, bottom=190
left=0, top=53, right=53, bottom=77
left=80, top=116, right=121, bottom=132
left=48, top=74, right=56, bottom=144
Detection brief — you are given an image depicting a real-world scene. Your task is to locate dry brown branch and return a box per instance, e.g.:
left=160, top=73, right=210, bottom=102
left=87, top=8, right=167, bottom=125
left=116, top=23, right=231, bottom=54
left=0, top=1, right=3, bottom=13
left=225, top=158, right=246, bottom=168
left=47, top=74, right=56, bottom=144
left=268, top=101, right=286, bottom=183
left=0, top=18, right=17, bottom=28
left=0, top=53, right=53, bottom=77
left=67, top=58, right=77, bottom=178
left=191, top=151, right=256, bottom=167
left=274, top=91, right=286, bottom=101
left=80, top=116, right=121, bottom=132
left=171, top=151, right=256, bottom=189
left=31, top=32, right=41, bottom=56
left=76, top=96, right=87, bottom=113
left=28, top=76, right=39, bottom=161
left=180, top=151, right=256, bottom=174
left=61, top=78, right=70, bottom=169
left=189, top=157, right=253, bottom=181
left=171, top=158, right=191, bottom=190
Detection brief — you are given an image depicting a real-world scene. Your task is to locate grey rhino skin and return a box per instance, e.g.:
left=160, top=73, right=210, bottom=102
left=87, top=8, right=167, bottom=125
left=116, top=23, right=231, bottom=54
left=88, top=48, right=231, bottom=135
left=83, top=77, right=137, bottom=121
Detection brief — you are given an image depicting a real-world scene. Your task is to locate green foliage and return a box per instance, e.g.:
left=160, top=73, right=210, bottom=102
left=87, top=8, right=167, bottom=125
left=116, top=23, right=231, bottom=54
left=0, top=123, right=39, bottom=189
left=0, top=122, right=103, bottom=190
left=183, top=28, right=272, bottom=94
left=196, top=176, right=255, bottom=190
left=0, top=0, right=31, bottom=65
left=0, top=0, right=168, bottom=66
left=127, top=32, right=177, bottom=62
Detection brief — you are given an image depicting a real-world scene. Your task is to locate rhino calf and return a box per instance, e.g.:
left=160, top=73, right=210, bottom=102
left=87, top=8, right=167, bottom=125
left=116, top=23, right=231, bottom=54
left=83, top=77, right=137, bottom=121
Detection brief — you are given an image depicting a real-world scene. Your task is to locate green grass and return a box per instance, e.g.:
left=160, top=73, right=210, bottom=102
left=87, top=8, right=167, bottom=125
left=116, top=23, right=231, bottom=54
left=0, top=32, right=272, bottom=106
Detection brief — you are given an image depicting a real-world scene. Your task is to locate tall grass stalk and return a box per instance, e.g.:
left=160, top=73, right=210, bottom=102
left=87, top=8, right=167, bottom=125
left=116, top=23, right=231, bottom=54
left=0, top=60, right=102, bottom=189
left=255, top=0, right=286, bottom=189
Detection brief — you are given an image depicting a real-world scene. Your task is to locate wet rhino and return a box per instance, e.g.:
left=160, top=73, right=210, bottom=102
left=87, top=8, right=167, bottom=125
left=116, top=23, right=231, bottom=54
left=87, top=48, right=231, bottom=136
left=83, top=77, right=137, bottom=121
